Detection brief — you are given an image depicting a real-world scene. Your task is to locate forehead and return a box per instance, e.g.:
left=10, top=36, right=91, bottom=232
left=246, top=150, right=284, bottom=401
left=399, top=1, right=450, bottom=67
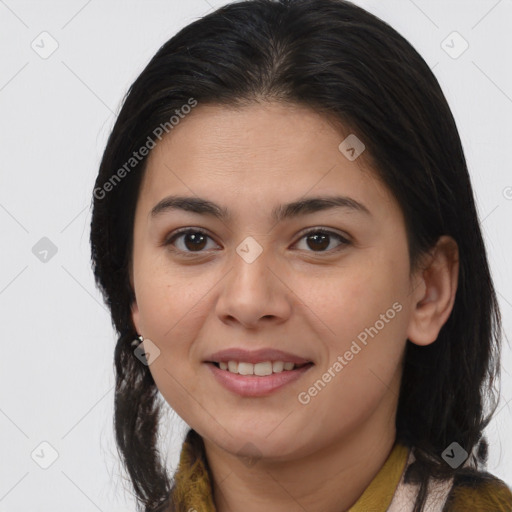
left=146, top=101, right=364, bottom=170
left=138, top=102, right=396, bottom=221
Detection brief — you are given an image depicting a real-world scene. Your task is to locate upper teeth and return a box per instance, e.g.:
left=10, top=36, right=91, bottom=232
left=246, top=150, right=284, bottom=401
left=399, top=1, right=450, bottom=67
left=218, top=361, right=297, bottom=376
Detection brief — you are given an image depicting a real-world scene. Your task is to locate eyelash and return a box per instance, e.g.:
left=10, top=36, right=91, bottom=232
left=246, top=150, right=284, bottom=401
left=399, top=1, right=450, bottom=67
left=163, top=227, right=351, bottom=256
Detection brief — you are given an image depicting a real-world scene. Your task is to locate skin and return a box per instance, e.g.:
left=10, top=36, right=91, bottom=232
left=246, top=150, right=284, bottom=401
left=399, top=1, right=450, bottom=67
left=130, top=101, right=459, bottom=512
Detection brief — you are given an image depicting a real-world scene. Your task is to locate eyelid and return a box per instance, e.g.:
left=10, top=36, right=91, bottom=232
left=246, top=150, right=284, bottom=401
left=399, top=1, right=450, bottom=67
left=297, top=227, right=351, bottom=244
left=163, top=226, right=215, bottom=245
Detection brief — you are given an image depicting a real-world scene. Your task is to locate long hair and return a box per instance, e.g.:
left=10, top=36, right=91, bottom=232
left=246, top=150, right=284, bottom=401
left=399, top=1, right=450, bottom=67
left=89, top=1, right=503, bottom=510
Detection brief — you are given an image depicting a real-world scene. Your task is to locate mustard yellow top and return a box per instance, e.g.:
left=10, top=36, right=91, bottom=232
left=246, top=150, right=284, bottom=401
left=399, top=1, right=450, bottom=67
left=348, top=443, right=409, bottom=511
left=171, top=431, right=409, bottom=512
left=168, top=429, right=512, bottom=511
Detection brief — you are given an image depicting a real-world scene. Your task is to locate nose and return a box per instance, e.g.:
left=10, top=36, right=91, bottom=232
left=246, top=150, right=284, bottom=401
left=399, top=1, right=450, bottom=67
left=215, top=243, right=292, bottom=330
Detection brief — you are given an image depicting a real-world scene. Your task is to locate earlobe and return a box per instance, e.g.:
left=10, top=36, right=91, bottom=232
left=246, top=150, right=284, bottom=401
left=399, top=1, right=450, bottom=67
left=407, top=236, right=459, bottom=346
left=131, top=296, right=141, bottom=334
left=129, top=264, right=141, bottom=334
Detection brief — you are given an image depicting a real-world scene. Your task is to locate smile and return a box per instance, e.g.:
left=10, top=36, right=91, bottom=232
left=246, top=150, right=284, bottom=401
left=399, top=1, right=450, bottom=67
left=214, top=360, right=309, bottom=375
left=206, top=361, right=314, bottom=397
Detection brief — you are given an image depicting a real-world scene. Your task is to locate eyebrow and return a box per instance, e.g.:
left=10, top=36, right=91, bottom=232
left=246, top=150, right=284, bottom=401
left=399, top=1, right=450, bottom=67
left=149, top=194, right=371, bottom=223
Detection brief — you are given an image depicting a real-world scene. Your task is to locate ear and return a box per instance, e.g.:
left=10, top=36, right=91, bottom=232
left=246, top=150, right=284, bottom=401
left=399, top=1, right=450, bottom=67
left=129, top=265, right=142, bottom=334
left=131, top=298, right=141, bottom=335
left=407, top=235, right=459, bottom=346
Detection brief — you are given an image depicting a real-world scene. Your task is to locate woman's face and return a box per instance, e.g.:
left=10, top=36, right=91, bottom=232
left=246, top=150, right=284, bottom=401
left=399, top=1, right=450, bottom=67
left=130, top=101, right=420, bottom=460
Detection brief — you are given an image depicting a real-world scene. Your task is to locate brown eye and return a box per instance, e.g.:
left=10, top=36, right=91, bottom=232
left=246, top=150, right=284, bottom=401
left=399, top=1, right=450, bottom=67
left=164, top=227, right=350, bottom=256
left=295, top=229, right=350, bottom=253
left=165, top=229, right=217, bottom=253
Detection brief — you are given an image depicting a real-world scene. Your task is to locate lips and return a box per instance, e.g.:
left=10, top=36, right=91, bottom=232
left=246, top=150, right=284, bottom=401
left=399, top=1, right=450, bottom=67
left=205, top=347, right=313, bottom=365
left=207, top=360, right=314, bottom=397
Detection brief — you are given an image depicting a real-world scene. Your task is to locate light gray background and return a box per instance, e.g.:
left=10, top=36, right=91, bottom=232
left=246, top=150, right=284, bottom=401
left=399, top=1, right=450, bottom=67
left=1, top=0, right=511, bottom=510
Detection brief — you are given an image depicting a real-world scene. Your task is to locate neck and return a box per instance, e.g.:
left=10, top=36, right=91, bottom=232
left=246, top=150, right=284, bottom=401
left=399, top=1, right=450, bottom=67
left=203, top=387, right=399, bottom=512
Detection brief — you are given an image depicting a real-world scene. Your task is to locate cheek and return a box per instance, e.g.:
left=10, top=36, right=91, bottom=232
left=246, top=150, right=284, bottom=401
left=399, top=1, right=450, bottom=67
left=133, top=260, right=209, bottom=414
left=309, top=258, right=408, bottom=345
left=133, top=250, right=196, bottom=331
left=295, top=264, right=409, bottom=431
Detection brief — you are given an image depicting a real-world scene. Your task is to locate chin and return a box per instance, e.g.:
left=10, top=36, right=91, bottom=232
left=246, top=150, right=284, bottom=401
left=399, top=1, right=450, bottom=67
left=209, top=425, right=298, bottom=459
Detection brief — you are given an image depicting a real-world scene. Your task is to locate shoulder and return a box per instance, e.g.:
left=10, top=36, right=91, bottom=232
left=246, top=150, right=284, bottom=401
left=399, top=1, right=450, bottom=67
left=443, top=469, right=512, bottom=512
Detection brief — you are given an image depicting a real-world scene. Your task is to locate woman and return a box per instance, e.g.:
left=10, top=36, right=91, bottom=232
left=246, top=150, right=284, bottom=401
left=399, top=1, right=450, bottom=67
left=89, top=0, right=512, bottom=510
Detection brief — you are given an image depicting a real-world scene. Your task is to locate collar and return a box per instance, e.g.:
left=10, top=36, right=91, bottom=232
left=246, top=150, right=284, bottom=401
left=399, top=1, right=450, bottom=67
left=348, top=442, right=409, bottom=511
